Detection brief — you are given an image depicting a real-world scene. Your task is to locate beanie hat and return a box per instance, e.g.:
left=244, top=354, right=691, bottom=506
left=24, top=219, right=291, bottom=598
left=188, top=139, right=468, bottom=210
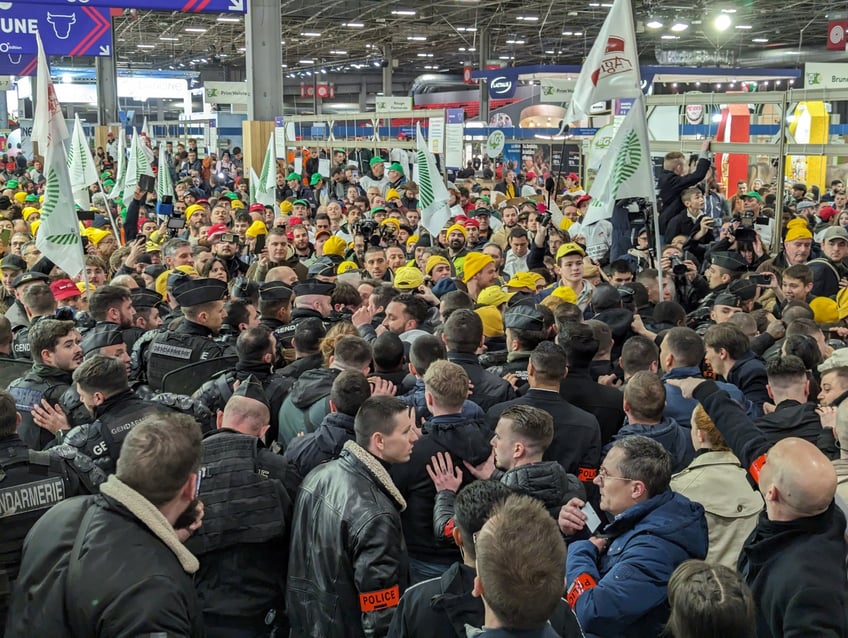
left=425, top=255, right=451, bottom=275
left=462, top=252, right=494, bottom=283
left=86, top=228, right=112, bottom=246
left=446, top=223, right=468, bottom=240
left=22, top=207, right=39, bottom=221
left=784, top=218, right=813, bottom=243
left=385, top=188, right=401, bottom=201
left=323, top=235, right=348, bottom=257
left=185, top=203, right=204, bottom=221
left=245, top=220, right=268, bottom=238
left=810, top=296, right=839, bottom=324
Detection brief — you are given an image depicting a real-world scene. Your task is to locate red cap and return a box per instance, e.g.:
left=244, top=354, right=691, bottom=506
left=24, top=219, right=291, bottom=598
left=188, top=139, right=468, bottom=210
left=286, top=231, right=294, bottom=241
left=537, top=202, right=547, bottom=213
left=526, top=171, right=536, bottom=179
left=820, top=206, right=839, bottom=222
left=195, top=198, right=209, bottom=206
left=566, top=173, right=580, bottom=182
left=50, top=278, right=80, bottom=301
left=288, top=216, right=303, bottom=227
left=576, top=195, right=592, bottom=206
left=454, top=215, right=469, bottom=226
left=249, top=203, right=265, bottom=213
left=207, top=223, right=229, bottom=239
left=464, top=218, right=480, bottom=228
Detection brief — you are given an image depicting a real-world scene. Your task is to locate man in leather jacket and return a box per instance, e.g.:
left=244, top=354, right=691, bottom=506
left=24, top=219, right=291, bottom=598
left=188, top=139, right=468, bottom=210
left=288, top=396, right=419, bottom=638
left=7, top=319, right=82, bottom=450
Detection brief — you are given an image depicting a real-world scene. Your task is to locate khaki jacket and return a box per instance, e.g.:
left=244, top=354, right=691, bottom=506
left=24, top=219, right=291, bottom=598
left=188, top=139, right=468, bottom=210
left=671, top=450, right=764, bottom=569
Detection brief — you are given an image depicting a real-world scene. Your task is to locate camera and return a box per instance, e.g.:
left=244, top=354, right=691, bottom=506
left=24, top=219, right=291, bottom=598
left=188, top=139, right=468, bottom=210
left=536, top=212, right=552, bottom=227
left=751, top=274, right=772, bottom=286
left=156, top=195, right=174, bottom=217
left=354, top=220, right=378, bottom=237
left=669, top=254, right=688, bottom=276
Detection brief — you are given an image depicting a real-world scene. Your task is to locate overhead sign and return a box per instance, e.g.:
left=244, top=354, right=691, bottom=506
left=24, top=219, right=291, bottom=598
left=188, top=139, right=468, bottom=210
left=0, top=5, right=113, bottom=57
left=204, top=81, right=248, bottom=105
left=827, top=21, right=848, bottom=50
left=20, top=0, right=245, bottom=13
left=805, top=62, right=848, bottom=88
left=375, top=96, right=413, bottom=113
left=539, top=78, right=575, bottom=103
left=488, top=75, right=517, bottom=99
left=486, top=130, right=505, bottom=157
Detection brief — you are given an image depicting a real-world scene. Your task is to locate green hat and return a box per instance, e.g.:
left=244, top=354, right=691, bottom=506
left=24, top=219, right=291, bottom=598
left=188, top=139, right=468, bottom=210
left=371, top=206, right=387, bottom=215
left=25, top=194, right=38, bottom=202
left=292, top=199, right=309, bottom=207
left=388, top=162, right=405, bottom=173
left=6, top=179, right=18, bottom=189
left=223, top=191, right=239, bottom=200
left=310, top=173, right=324, bottom=186
left=369, top=156, right=386, bottom=167
left=103, top=179, right=115, bottom=187
left=285, top=172, right=301, bottom=181
left=333, top=148, right=345, bottom=153
left=479, top=195, right=491, bottom=203
left=100, top=171, right=111, bottom=180
left=743, top=191, right=763, bottom=203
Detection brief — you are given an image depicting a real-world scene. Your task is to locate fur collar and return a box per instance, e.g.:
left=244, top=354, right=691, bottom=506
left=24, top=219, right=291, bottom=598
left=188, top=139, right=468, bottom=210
left=343, top=440, right=407, bottom=512
left=100, top=475, right=199, bottom=574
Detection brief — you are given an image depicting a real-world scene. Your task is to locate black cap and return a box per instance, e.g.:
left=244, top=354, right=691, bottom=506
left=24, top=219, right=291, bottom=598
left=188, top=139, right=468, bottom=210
left=591, top=284, right=623, bottom=312
left=167, top=270, right=191, bottom=291
left=260, top=281, right=294, bottom=302
left=81, top=323, right=124, bottom=356
left=729, top=279, right=757, bottom=302
left=144, top=264, right=167, bottom=280
left=308, top=256, right=338, bottom=278
left=231, top=277, right=259, bottom=303
left=232, top=374, right=269, bottom=409
left=11, top=271, right=49, bottom=288
left=1, top=254, right=26, bottom=272
left=713, top=291, right=742, bottom=308
left=733, top=227, right=757, bottom=243
left=416, top=233, right=432, bottom=248
left=711, top=251, right=748, bottom=273
left=503, top=304, right=546, bottom=331
left=173, top=277, right=228, bottom=307
left=0, top=196, right=11, bottom=209
left=136, top=253, right=153, bottom=265
left=131, top=287, right=165, bottom=310
left=474, top=208, right=492, bottom=217
left=293, top=279, right=335, bottom=297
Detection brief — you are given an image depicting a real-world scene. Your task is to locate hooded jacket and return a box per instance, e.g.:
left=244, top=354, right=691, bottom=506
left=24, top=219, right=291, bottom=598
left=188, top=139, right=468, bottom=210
left=277, top=367, right=341, bottom=447
left=604, top=417, right=695, bottom=474
left=754, top=399, right=827, bottom=449
left=284, top=411, right=356, bottom=478
left=500, top=461, right=585, bottom=518
left=390, top=415, right=492, bottom=565
left=566, top=490, right=708, bottom=638
left=400, top=377, right=485, bottom=425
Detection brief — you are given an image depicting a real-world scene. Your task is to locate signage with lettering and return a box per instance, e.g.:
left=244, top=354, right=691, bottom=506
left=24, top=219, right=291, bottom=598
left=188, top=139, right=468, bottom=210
left=204, top=81, right=249, bottom=105
left=0, top=5, right=114, bottom=57
left=539, top=78, right=575, bottom=103
left=21, top=0, right=245, bottom=13
left=805, top=63, right=848, bottom=88
left=375, top=96, right=413, bottom=113
left=488, top=75, right=516, bottom=99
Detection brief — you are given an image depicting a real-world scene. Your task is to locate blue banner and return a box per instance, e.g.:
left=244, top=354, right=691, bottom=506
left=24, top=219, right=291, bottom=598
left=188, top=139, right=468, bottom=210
left=19, top=0, right=245, bottom=12
left=0, top=5, right=114, bottom=57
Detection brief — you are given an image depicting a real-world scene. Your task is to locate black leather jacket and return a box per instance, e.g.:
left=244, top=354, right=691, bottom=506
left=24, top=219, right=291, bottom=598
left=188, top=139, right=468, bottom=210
left=288, top=440, right=409, bottom=638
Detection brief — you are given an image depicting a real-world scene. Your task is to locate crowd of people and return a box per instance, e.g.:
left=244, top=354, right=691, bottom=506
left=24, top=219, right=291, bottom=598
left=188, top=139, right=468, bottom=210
left=0, top=136, right=847, bottom=638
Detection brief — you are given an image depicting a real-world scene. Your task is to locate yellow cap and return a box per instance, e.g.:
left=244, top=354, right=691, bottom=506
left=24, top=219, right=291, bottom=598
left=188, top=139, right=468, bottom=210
left=86, top=228, right=112, bottom=246
left=381, top=217, right=401, bottom=229
left=245, top=220, right=268, bottom=238
left=386, top=188, right=401, bottom=201
left=337, top=260, right=359, bottom=274
left=13, top=192, right=26, bottom=204
left=323, top=235, right=348, bottom=257
left=462, top=252, right=494, bottom=283
left=475, top=305, right=504, bottom=338
left=784, top=217, right=813, bottom=243
left=446, top=223, right=468, bottom=240
left=425, top=255, right=451, bottom=275
left=477, top=286, right=514, bottom=307
left=507, top=271, right=545, bottom=290
left=231, top=199, right=245, bottom=209
left=30, top=220, right=41, bottom=236
left=185, top=204, right=204, bottom=221
left=555, top=242, right=586, bottom=261
left=406, top=234, right=419, bottom=247
left=146, top=240, right=162, bottom=253
left=551, top=286, right=578, bottom=304
left=76, top=281, right=96, bottom=294
left=393, top=266, right=425, bottom=290
left=810, top=296, right=839, bottom=324
left=560, top=217, right=574, bottom=232
left=22, top=207, right=39, bottom=221
left=280, top=200, right=293, bottom=214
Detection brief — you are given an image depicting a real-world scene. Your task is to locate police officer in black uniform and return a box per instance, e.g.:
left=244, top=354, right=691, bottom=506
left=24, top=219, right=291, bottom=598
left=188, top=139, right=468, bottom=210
left=5, top=270, right=48, bottom=333
left=7, top=319, right=82, bottom=450
left=257, top=281, right=295, bottom=366
left=0, top=390, right=85, bottom=630
left=124, top=287, right=166, bottom=354
left=486, top=304, right=549, bottom=391
left=686, top=251, right=748, bottom=327
left=10, top=280, right=56, bottom=360
left=275, top=279, right=335, bottom=350
left=144, top=277, right=235, bottom=391
left=188, top=376, right=300, bottom=637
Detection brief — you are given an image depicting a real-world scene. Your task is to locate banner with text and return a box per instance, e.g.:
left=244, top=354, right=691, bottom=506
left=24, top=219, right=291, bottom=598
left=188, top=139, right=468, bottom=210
left=0, top=5, right=114, bottom=57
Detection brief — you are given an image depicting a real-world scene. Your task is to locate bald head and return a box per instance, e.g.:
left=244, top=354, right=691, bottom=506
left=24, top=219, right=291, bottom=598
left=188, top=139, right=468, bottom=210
left=762, top=438, right=836, bottom=519
left=266, top=266, right=298, bottom=285
left=220, top=395, right=270, bottom=436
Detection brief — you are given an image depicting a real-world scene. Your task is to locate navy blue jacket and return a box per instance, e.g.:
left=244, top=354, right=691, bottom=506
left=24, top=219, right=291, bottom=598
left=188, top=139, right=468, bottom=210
left=662, top=365, right=751, bottom=428
left=566, top=490, right=708, bottom=638
left=604, top=417, right=695, bottom=474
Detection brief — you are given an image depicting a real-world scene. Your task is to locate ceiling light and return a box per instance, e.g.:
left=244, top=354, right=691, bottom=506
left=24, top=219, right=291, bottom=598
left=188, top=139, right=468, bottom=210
left=661, top=34, right=679, bottom=39
left=300, top=32, right=321, bottom=36
left=343, top=22, right=364, bottom=27
left=714, top=14, right=731, bottom=31
left=417, top=52, right=433, bottom=57
left=721, top=8, right=737, bottom=13
left=573, top=31, right=582, bottom=36
left=670, top=21, right=688, bottom=32
left=137, top=44, right=155, bottom=48
left=752, top=37, right=768, bottom=43
left=159, top=36, right=179, bottom=41
left=217, top=16, right=240, bottom=22
left=562, top=31, right=573, bottom=35
left=185, top=27, right=207, bottom=33
left=735, top=24, right=752, bottom=29
left=505, top=39, right=526, bottom=44
left=545, top=49, right=555, bottom=54
left=281, top=64, right=287, bottom=67
left=391, top=9, right=416, bottom=15
left=646, top=19, right=663, bottom=29
left=299, top=59, right=314, bottom=64
left=517, top=16, right=539, bottom=21
left=456, top=26, right=477, bottom=31
left=407, top=36, right=427, bottom=41
left=330, top=50, right=348, bottom=54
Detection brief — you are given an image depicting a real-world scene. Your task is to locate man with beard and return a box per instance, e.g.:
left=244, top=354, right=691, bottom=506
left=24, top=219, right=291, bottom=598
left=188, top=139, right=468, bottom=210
left=247, top=227, right=308, bottom=283
left=208, top=224, right=248, bottom=279
left=87, top=284, right=136, bottom=341
left=290, top=224, right=315, bottom=266
left=8, top=319, right=83, bottom=451
left=808, top=226, right=848, bottom=297
left=363, top=245, right=392, bottom=282
left=491, top=206, right=519, bottom=251
left=359, top=156, right=390, bottom=196
left=445, top=223, right=470, bottom=277
left=183, top=204, right=209, bottom=245
left=462, top=252, right=498, bottom=303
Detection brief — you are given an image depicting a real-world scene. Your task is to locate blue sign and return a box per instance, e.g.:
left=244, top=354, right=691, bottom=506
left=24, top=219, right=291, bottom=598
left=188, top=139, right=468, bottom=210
left=446, top=107, right=464, bottom=124
left=0, top=53, right=35, bottom=76
left=0, top=5, right=113, bottom=57
left=21, top=0, right=245, bottom=12
left=488, top=75, right=517, bottom=99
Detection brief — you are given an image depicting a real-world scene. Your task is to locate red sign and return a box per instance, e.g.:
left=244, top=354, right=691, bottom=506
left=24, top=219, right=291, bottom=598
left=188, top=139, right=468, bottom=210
left=299, top=83, right=335, bottom=99
left=463, top=66, right=474, bottom=84
left=827, top=21, right=848, bottom=50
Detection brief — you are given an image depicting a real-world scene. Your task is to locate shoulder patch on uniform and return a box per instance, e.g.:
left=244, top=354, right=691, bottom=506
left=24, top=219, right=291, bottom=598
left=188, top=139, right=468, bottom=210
left=150, top=342, right=193, bottom=360
left=0, top=476, right=65, bottom=518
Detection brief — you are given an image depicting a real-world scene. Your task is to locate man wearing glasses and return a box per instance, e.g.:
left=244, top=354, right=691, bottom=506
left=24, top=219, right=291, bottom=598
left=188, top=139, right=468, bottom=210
left=558, top=435, right=708, bottom=637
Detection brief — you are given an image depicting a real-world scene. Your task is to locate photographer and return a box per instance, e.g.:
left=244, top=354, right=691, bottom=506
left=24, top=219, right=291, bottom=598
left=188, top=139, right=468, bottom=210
left=660, top=245, right=707, bottom=313
left=527, top=211, right=562, bottom=269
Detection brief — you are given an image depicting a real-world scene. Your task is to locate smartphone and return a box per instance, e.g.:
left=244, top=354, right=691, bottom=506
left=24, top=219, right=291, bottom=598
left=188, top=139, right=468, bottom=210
left=167, top=216, right=186, bottom=230
left=752, top=274, right=771, bottom=286
left=253, top=233, right=266, bottom=255
left=581, top=502, right=603, bottom=534
left=138, top=174, right=156, bottom=192
left=0, top=228, right=10, bottom=245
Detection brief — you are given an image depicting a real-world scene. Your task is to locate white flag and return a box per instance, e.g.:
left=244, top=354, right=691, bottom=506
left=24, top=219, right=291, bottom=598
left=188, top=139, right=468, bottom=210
left=563, top=0, right=642, bottom=126
left=255, top=132, right=276, bottom=208
left=108, top=130, right=125, bottom=200
left=67, top=114, right=98, bottom=209
left=123, top=129, right=153, bottom=209
left=415, top=122, right=452, bottom=237
left=581, top=94, right=655, bottom=227
left=156, top=141, right=175, bottom=203
left=32, top=35, right=85, bottom=279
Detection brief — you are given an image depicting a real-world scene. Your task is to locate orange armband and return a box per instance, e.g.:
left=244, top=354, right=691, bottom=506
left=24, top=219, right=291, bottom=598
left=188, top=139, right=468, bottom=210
left=566, top=573, right=597, bottom=608
left=359, top=585, right=400, bottom=612
left=749, top=453, right=767, bottom=484
left=577, top=467, right=598, bottom=481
